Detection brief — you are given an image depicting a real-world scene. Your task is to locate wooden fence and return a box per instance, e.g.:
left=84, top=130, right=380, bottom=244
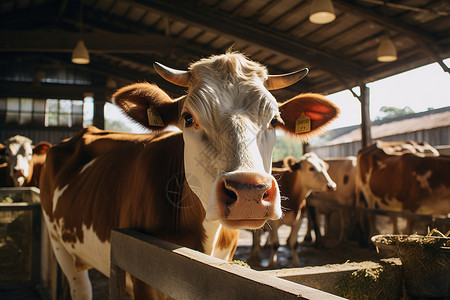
left=307, top=197, right=450, bottom=229
left=109, top=229, right=345, bottom=300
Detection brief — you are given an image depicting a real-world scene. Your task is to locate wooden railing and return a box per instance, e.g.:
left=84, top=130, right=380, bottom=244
left=109, top=229, right=345, bottom=300
left=307, top=197, right=450, bottom=227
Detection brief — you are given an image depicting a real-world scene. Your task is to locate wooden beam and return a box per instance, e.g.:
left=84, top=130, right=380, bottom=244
left=0, top=30, right=182, bottom=54
left=0, top=81, right=113, bottom=101
left=110, top=229, right=345, bottom=300
left=333, top=0, right=449, bottom=73
left=358, top=85, right=372, bottom=149
left=125, top=0, right=365, bottom=79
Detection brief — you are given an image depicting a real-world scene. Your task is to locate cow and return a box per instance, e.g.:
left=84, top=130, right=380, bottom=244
left=249, top=153, right=336, bottom=267
left=373, top=140, right=439, bottom=157
left=356, top=140, right=450, bottom=239
left=307, top=156, right=357, bottom=246
left=0, top=135, right=51, bottom=187
left=39, top=52, right=339, bottom=299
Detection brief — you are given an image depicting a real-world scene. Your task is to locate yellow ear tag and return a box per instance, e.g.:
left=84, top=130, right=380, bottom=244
left=147, top=107, right=164, bottom=127
left=295, top=113, right=311, bottom=134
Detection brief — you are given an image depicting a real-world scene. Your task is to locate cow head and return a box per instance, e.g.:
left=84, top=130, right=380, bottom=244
left=112, top=52, right=339, bottom=229
left=3, top=136, right=33, bottom=187
left=2, top=136, right=51, bottom=187
left=284, top=153, right=337, bottom=192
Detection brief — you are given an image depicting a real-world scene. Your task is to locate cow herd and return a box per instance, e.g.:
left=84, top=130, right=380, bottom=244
left=1, top=53, right=449, bottom=299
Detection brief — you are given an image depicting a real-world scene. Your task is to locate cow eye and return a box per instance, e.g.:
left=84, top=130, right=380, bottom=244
left=309, top=167, right=315, bottom=171
left=270, top=118, right=278, bottom=127
left=184, top=114, right=194, bottom=127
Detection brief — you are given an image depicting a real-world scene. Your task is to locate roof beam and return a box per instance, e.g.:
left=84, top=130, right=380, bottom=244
left=333, top=0, right=449, bottom=73
left=126, top=0, right=365, bottom=79
left=0, top=30, right=183, bottom=54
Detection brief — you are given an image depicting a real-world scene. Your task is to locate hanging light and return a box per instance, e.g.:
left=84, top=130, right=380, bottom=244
left=377, top=38, right=397, bottom=62
left=72, top=40, right=90, bottom=64
left=309, top=0, right=336, bottom=24
left=72, top=0, right=90, bottom=64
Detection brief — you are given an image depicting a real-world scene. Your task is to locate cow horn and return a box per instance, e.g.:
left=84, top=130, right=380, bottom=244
left=153, top=62, right=190, bottom=87
left=266, top=68, right=309, bottom=90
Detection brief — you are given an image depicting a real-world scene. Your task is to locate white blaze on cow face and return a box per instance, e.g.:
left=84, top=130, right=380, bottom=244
left=180, top=55, right=282, bottom=229
left=300, top=153, right=337, bottom=193
left=4, top=136, right=33, bottom=187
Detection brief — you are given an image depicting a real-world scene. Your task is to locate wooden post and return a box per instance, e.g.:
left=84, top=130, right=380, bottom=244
left=93, top=99, right=105, bottom=129
left=110, top=264, right=127, bottom=300
left=359, top=85, right=372, bottom=149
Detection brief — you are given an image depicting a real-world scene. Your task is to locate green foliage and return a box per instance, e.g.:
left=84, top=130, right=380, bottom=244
left=272, top=134, right=304, bottom=161
left=377, top=106, right=414, bottom=120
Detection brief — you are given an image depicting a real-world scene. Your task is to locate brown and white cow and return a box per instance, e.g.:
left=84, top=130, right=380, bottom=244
left=0, top=135, right=51, bottom=187
left=307, top=156, right=357, bottom=245
left=250, top=153, right=336, bottom=267
left=40, top=53, right=339, bottom=299
left=356, top=140, right=450, bottom=237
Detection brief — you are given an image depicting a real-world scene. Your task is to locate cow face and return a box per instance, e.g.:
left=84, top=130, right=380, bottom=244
left=112, top=52, right=339, bottom=230
left=296, top=153, right=336, bottom=192
left=4, top=136, right=33, bottom=187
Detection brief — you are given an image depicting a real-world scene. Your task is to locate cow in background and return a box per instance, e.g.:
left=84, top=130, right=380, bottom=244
left=0, top=135, right=51, bottom=187
left=307, top=156, right=357, bottom=246
left=40, top=52, right=339, bottom=299
left=249, top=153, right=336, bottom=267
left=356, top=140, right=449, bottom=239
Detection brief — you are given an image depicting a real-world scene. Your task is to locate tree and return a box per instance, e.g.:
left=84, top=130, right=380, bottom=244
left=377, top=106, right=415, bottom=120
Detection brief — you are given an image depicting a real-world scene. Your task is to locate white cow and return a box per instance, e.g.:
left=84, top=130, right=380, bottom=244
left=40, top=52, right=339, bottom=299
left=250, top=153, right=336, bottom=267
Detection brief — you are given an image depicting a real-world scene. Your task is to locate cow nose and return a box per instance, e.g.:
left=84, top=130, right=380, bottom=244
left=222, top=180, right=272, bottom=206
left=215, top=172, right=281, bottom=228
left=327, top=183, right=337, bottom=192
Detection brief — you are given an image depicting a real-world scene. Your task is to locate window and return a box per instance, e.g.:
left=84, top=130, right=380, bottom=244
left=0, top=97, right=88, bottom=128
left=45, top=99, right=85, bottom=127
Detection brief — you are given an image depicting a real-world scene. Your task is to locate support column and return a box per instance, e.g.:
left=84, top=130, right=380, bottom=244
left=359, top=85, right=372, bottom=149
left=349, top=84, right=372, bottom=149
left=93, top=99, right=105, bottom=129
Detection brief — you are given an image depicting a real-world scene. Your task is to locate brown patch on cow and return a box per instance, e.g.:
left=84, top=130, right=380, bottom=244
left=40, top=127, right=206, bottom=253
left=62, top=231, right=79, bottom=245
left=74, top=255, right=90, bottom=271
left=216, top=227, right=239, bottom=261
left=343, top=175, right=349, bottom=185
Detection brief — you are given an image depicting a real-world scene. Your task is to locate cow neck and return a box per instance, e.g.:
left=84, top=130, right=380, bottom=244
left=119, top=131, right=208, bottom=253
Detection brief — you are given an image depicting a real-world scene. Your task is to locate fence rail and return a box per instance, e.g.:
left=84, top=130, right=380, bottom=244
left=110, top=229, right=345, bottom=300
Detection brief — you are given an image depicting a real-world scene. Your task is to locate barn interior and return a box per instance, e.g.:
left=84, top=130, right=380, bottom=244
left=1, top=0, right=449, bottom=299
left=1, top=0, right=449, bottom=144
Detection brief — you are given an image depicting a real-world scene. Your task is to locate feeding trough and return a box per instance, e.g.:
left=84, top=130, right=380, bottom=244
left=371, top=230, right=450, bottom=299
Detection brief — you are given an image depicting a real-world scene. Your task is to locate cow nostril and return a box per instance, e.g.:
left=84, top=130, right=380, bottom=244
left=223, top=184, right=237, bottom=203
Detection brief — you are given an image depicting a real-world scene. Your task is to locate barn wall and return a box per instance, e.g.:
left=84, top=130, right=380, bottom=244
left=1, top=128, right=80, bottom=145
left=311, top=126, right=450, bottom=158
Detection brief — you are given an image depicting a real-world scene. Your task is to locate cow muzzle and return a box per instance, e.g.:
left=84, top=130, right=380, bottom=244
left=209, top=171, right=282, bottom=229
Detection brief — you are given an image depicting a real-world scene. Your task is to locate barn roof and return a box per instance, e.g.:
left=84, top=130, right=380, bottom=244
left=1, top=0, right=449, bottom=101
left=320, top=106, right=450, bottom=145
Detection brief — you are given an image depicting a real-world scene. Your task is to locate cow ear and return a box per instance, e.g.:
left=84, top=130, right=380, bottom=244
left=278, top=93, right=339, bottom=141
left=283, top=156, right=299, bottom=172
left=33, top=142, right=51, bottom=155
left=111, top=82, right=181, bottom=130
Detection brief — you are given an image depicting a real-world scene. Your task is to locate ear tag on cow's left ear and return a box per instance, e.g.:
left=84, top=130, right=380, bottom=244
left=295, top=113, right=311, bottom=134
left=147, top=107, right=164, bottom=127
